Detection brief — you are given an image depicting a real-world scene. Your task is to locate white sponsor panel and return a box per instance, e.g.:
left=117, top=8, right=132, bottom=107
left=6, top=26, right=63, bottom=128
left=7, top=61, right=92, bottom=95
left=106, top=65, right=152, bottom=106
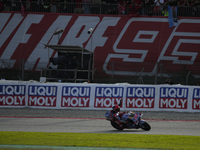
left=0, top=84, right=26, bottom=106
left=159, top=87, right=188, bottom=110
left=28, top=85, right=57, bottom=107
left=0, top=81, right=199, bottom=112
left=126, top=87, right=155, bottom=110
left=192, top=88, right=200, bottom=110
left=61, top=86, right=91, bottom=108
left=94, top=86, right=124, bottom=108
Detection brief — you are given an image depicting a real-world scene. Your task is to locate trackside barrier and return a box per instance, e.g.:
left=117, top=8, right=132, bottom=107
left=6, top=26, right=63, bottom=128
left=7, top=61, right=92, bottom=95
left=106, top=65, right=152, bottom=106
left=0, top=80, right=200, bottom=112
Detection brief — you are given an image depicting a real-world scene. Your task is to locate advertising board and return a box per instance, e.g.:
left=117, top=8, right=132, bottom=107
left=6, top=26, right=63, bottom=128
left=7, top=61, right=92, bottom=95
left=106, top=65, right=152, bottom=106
left=0, top=13, right=200, bottom=77
left=0, top=81, right=199, bottom=112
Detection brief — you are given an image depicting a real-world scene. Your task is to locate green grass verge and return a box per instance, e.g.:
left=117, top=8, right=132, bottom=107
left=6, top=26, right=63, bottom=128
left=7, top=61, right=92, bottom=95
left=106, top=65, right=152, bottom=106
left=0, top=131, right=199, bottom=150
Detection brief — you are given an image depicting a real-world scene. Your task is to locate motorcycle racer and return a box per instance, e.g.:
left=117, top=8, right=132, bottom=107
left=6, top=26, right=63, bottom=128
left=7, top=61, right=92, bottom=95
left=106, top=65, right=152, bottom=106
left=110, top=99, right=126, bottom=129
left=105, top=102, right=151, bottom=131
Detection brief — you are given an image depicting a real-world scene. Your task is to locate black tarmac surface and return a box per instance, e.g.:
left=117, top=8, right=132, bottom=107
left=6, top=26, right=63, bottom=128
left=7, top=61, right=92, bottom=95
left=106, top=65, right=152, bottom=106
left=0, top=108, right=200, bottom=121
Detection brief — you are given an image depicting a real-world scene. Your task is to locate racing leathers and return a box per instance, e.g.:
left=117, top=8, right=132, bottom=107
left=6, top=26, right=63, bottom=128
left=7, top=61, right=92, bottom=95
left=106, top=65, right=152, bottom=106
left=110, top=99, right=125, bottom=129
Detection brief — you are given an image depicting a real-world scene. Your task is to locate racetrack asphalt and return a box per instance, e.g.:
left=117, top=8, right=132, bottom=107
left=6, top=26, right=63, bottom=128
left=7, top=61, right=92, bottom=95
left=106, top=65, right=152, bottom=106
left=0, top=108, right=200, bottom=121
left=0, top=117, right=200, bottom=135
left=0, top=108, right=200, bottom=150
left=1, top=108, right=200, bottom=136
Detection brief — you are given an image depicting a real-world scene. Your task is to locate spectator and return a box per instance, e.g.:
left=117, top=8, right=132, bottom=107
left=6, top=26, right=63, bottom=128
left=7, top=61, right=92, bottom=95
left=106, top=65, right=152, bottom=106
left=134, top=0, right=142, bottom=14
left=43, top=0, right=50, bottom=12
left=128, top=0, right=139, bottom=15
left=118, top=0, right=123, bottom=5
left=100, top=0, right=107, bottom=14
left=154, top=0, right=164, bottom=15
left=37, top=0, right=44, bottom=12
left=66, top=0, right=75, bottom=13
left=112, top=0, right=119, bottom=14
left=197, top=0, right=200, bottom=16
left=182, top=0, right=192, bottom=16
left=165, top=77, right=174, bottom=85
left=162, top=6, right=168, bottom=16
left=91, top=0, right=100, bottom=14
left=10, top=0, right=16, bottom=11
left=61, top=0, right=67, bottom=12
left=105, top=0, right=118, bottom=14
left=197, top=79, right=200, bottom=86
left=163, top=0, right=169, bottom=5
left=106, top=6, right=118, bottom=14
left=125, top=0, right=131, bottom=15
left=118, top=0, right=126, bottom=14
left=50, top=0, right=57, bottom=13
left=25, top=0, right=31, bottom=11
left=177, top=0, right=186, bottom=16
left=0, top=0, right=3, bottom=11
left=74, top=0, right=82, bottom=13
left=143, top=0, right=154, bottom=16
left=169, top=0, right=178, bottom=6
left=82, top=0, right=91, bottom=14
left=140, top=0, right=145, bottom=14
left=4, top=0, right=11, bottom=11
left=105, top=0, right=112, bottom=14
left=57, top=0, right=62, bottom=13
left=144, top=0, right=154, bottom=7
left=191, top=0, right=199, bottom=16
left=69, top=55, right=79, bottom=69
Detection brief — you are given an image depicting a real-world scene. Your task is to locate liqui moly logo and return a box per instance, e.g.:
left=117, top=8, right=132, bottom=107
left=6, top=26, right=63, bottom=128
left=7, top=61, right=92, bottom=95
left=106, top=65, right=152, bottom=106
left=28, top=85, right=57, bottom=107
left=0, top=85, right=25, bottom=106
left=159, top=87, right=188, bottom=109
left=126, top=87, right=155, bottom=108
left=192, top=88, right=200, bottom=110
left=94, top=87, right=123, bottom=108
left=61, top=86, right=90, bottom=107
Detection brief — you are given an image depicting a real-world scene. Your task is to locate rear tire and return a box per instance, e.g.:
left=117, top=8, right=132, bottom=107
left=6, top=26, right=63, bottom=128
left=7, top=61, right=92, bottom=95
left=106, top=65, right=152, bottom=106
left=111, top=121, right=123, bottom=131
left=141, top=122, right=151, bottom=131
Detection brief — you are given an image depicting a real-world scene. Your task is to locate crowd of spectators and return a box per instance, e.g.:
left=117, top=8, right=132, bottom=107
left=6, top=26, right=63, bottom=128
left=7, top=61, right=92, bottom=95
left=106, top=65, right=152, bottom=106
left=0, top=0, right=200, bottom=17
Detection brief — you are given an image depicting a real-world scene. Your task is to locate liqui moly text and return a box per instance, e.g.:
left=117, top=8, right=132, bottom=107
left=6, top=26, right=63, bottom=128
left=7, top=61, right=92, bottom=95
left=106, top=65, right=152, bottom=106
left=159, top=87, right=188, bottom=109
left=126, top=87, right=155, bottom=108
left=192, top=88, right=200, bottom=110
left=94, top=87, right=123, bottom=108
left=28, top=85, right=57, bottom=107
left=61, top=86, right=90, bottom=107
left=0, top=85, right=25, bottom=106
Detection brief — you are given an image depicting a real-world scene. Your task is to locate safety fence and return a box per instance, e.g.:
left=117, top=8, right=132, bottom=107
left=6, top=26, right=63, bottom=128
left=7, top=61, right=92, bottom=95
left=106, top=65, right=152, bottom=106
left=0, top=80, right=200, bottom=112
left=2, top=1, right=200, bottom=17
left=0, top=59, right=200, bottom=86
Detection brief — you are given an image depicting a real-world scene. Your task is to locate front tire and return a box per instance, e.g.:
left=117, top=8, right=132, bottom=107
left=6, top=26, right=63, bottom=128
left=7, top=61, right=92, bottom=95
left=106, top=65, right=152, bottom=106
left=141, top=122, right=151, bottom=131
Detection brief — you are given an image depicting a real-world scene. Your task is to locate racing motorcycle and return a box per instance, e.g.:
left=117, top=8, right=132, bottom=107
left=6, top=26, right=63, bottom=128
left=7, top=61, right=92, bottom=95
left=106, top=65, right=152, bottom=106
left=105, top=111, right=151, bottom=131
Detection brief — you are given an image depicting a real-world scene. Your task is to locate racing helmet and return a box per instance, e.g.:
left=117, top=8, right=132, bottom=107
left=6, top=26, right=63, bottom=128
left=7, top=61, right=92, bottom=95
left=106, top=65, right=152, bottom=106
left=113, top=105, right=120, bottom=112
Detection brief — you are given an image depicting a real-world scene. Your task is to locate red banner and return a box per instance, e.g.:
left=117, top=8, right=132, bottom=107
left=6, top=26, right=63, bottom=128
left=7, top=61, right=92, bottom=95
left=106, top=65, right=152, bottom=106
left=0, top=12, right=200, bottom=76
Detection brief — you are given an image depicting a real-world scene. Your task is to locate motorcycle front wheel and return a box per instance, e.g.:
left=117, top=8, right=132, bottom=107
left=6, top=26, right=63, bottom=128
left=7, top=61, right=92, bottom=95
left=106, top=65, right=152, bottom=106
left=111, top=121, right=124, bottom=131
left=141, top=122, right=151, bottom=131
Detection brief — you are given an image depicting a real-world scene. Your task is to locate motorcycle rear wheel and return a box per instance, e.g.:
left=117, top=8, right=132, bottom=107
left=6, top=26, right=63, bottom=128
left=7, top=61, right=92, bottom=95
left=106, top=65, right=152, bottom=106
left=111, top=121, right=123, bottom=131
left=141, top=122, right=151, bottom=131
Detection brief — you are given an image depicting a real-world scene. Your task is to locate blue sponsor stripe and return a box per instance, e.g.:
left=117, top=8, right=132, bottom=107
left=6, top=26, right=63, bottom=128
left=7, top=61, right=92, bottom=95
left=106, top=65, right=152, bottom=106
left=28, top=85, right=57, bottom=96
left=193, top=88, right=200, bottom=98
left=62, top=86, right=90, bottom=97
left=160, top=87, right=188, bottom=98
left=0, top=85, right=25, bottom=95
left=95, top=87, right=123, bottom=97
